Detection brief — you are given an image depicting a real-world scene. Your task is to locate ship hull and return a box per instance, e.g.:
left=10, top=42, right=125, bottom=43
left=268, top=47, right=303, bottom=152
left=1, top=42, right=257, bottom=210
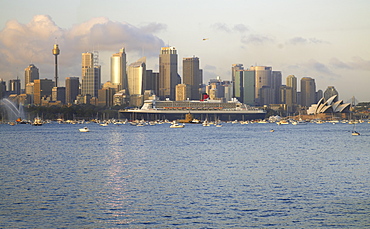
left=119, top=109, right=266, bottom=121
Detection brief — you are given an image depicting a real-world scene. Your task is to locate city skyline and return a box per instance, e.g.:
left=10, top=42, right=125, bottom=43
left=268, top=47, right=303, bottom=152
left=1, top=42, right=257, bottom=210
left=0, top=0, right=369, bottom=102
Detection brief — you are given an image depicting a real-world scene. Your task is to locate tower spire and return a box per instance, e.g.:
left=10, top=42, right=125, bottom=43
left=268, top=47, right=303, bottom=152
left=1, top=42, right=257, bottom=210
left=52, top=43, right=60, bottom=87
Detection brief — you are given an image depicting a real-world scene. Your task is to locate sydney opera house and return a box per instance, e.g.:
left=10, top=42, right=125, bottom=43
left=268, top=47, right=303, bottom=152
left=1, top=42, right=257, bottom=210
left=305, top=95, right=351, bottom=119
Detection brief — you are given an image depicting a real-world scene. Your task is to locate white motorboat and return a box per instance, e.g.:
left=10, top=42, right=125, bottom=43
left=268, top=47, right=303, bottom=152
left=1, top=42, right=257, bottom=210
left=170, top=123, right=185, bottom=128
left=79, top=127, right=90, bottom=132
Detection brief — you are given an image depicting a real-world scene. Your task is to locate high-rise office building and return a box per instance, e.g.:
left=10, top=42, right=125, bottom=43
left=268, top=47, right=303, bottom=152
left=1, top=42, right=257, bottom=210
left=9, top=79, right=21, bottom=95
left=0, top=79, right=6, bottom=99
left=159, top=47, right=178, bottom=100
left=300, top=77, right=316, bottom=107
left=183, top=57, right=201, bottom=100
left=280, top=85, right=294, bottom=113
left=24, top=64, right=39, bottom=88
left=145, top=70, right=160, bottom=96
left=110, top=48, right=127, bottom=91
left=286, top=75, right=297, bottom=105
left=250, top=66, right=272, bottom=105
left=81, top=52, right=101, bottom=97
left=271, top=71, right=282, bottom=104
left=324, top=86, right=338, bottom=101
left=232, top=64, right=244, bottom=98
left=242, top=70, right=256, bottom=105
left=65, top=77, right=79, bottom=104
left=33, top=79, right=54, bottom=105
left=127, top=57, right=146, bottom=107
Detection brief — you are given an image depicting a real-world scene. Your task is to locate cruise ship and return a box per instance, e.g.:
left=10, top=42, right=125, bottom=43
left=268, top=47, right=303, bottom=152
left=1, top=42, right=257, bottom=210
left=119, top=99, right=266, bottom=121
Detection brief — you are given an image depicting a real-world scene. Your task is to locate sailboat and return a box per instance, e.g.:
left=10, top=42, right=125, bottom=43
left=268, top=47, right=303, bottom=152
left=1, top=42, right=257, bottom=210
left=352, top=123, right=360, bottom=136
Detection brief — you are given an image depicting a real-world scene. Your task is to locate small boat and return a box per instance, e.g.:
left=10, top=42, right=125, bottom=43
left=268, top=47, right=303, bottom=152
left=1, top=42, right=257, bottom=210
left=352, top=124, right=360, bottom=136
left=32, top=117, right=43, bottom=126
left=170, top=123, right=185, bottom=128
left=270, top=129, right=275, bottom=132
left=79, top=127, right=90, bottom=132
left=100, top=123, right=108, bottom=126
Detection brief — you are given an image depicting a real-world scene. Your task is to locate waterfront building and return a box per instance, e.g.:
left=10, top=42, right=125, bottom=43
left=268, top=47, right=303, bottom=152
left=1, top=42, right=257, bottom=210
left=24, top=64, right=39, bottom=88
left=300, top=77, right=316, bottom=107
left=324, top=86, right=338, bottom=102
left=127, top=57, right=146, bottom=107
left=113, top=90, right=129, bottom=107
left=65, top=77, right=79, bottom=105
left=286, top=75, right=297, bottom=105
left=33, top=79, right=54, bottom=105
left=9, top=79, right=21, bottom=95
left=183, top=57, right=202, bottom=100
left=159, top=47, right=178, bottom=100
left=81, top=52, right=101, bottom=97
left=110, top=48, right=127, bottom=91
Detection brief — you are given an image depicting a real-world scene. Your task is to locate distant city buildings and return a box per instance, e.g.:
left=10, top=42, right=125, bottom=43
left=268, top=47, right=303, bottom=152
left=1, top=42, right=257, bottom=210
left=2, top=43, right=349, bottom=119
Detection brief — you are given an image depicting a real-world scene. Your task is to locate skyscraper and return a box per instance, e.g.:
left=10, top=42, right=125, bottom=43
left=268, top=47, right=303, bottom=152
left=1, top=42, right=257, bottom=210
left=9, top=79, right=21, bottom=95
left=300, top=77, right=316, bottom=107
left=127, top=57, right=146, bottom=107
left=159, top=47, right=178, bottom=100
left=183, top=57, right=201, bottom=100
left=24, top=64, right=39, bottom=87
left=250, top=66, right=272, bottom=105
left=324, top=86, right=338, bottom=101
left=110, top=48, right=127, bottom=91
left=242, top=70, right=255, bottom=105
left=33, top=79, right=54, bottom=105
left=232, top=64, right=244, bottom=98
left=271, top=71, right=282, bottom=104
left=65, top=77, right=79, bottom=104
left=286, top=75, right=297, bottom=105
left=81, top=52, right=101, bottom=97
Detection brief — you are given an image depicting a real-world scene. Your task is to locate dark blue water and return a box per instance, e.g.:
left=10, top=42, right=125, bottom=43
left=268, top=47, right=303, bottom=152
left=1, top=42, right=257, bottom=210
left=1, top=122, right=370, bottom=228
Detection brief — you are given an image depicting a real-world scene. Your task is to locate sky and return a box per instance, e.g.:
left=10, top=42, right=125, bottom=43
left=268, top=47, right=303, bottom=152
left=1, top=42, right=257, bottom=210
left=0, top=0, right=369, bottom=102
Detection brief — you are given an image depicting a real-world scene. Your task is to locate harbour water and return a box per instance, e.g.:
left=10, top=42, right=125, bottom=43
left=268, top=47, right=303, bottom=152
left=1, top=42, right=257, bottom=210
left=1, top=122, right=370, bottom=228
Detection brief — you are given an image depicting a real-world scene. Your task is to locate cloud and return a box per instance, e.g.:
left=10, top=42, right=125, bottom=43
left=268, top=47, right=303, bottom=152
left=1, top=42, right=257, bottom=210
left=212, top=23, right=249, bottom=33
left=287, top=36, right=329, bottom=45
left=329, top=57, right=370, bottom=71
left=241, top=34, right=274, bottom=44
left=233, top=24, right=249, bottom=33
left=329, top=58, right=352, bottom=69
left=0, top=15, right=165, bottom=82
left=139, top=22, right=167, bottom=34
left=303, top=59, right=337, bottom=76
